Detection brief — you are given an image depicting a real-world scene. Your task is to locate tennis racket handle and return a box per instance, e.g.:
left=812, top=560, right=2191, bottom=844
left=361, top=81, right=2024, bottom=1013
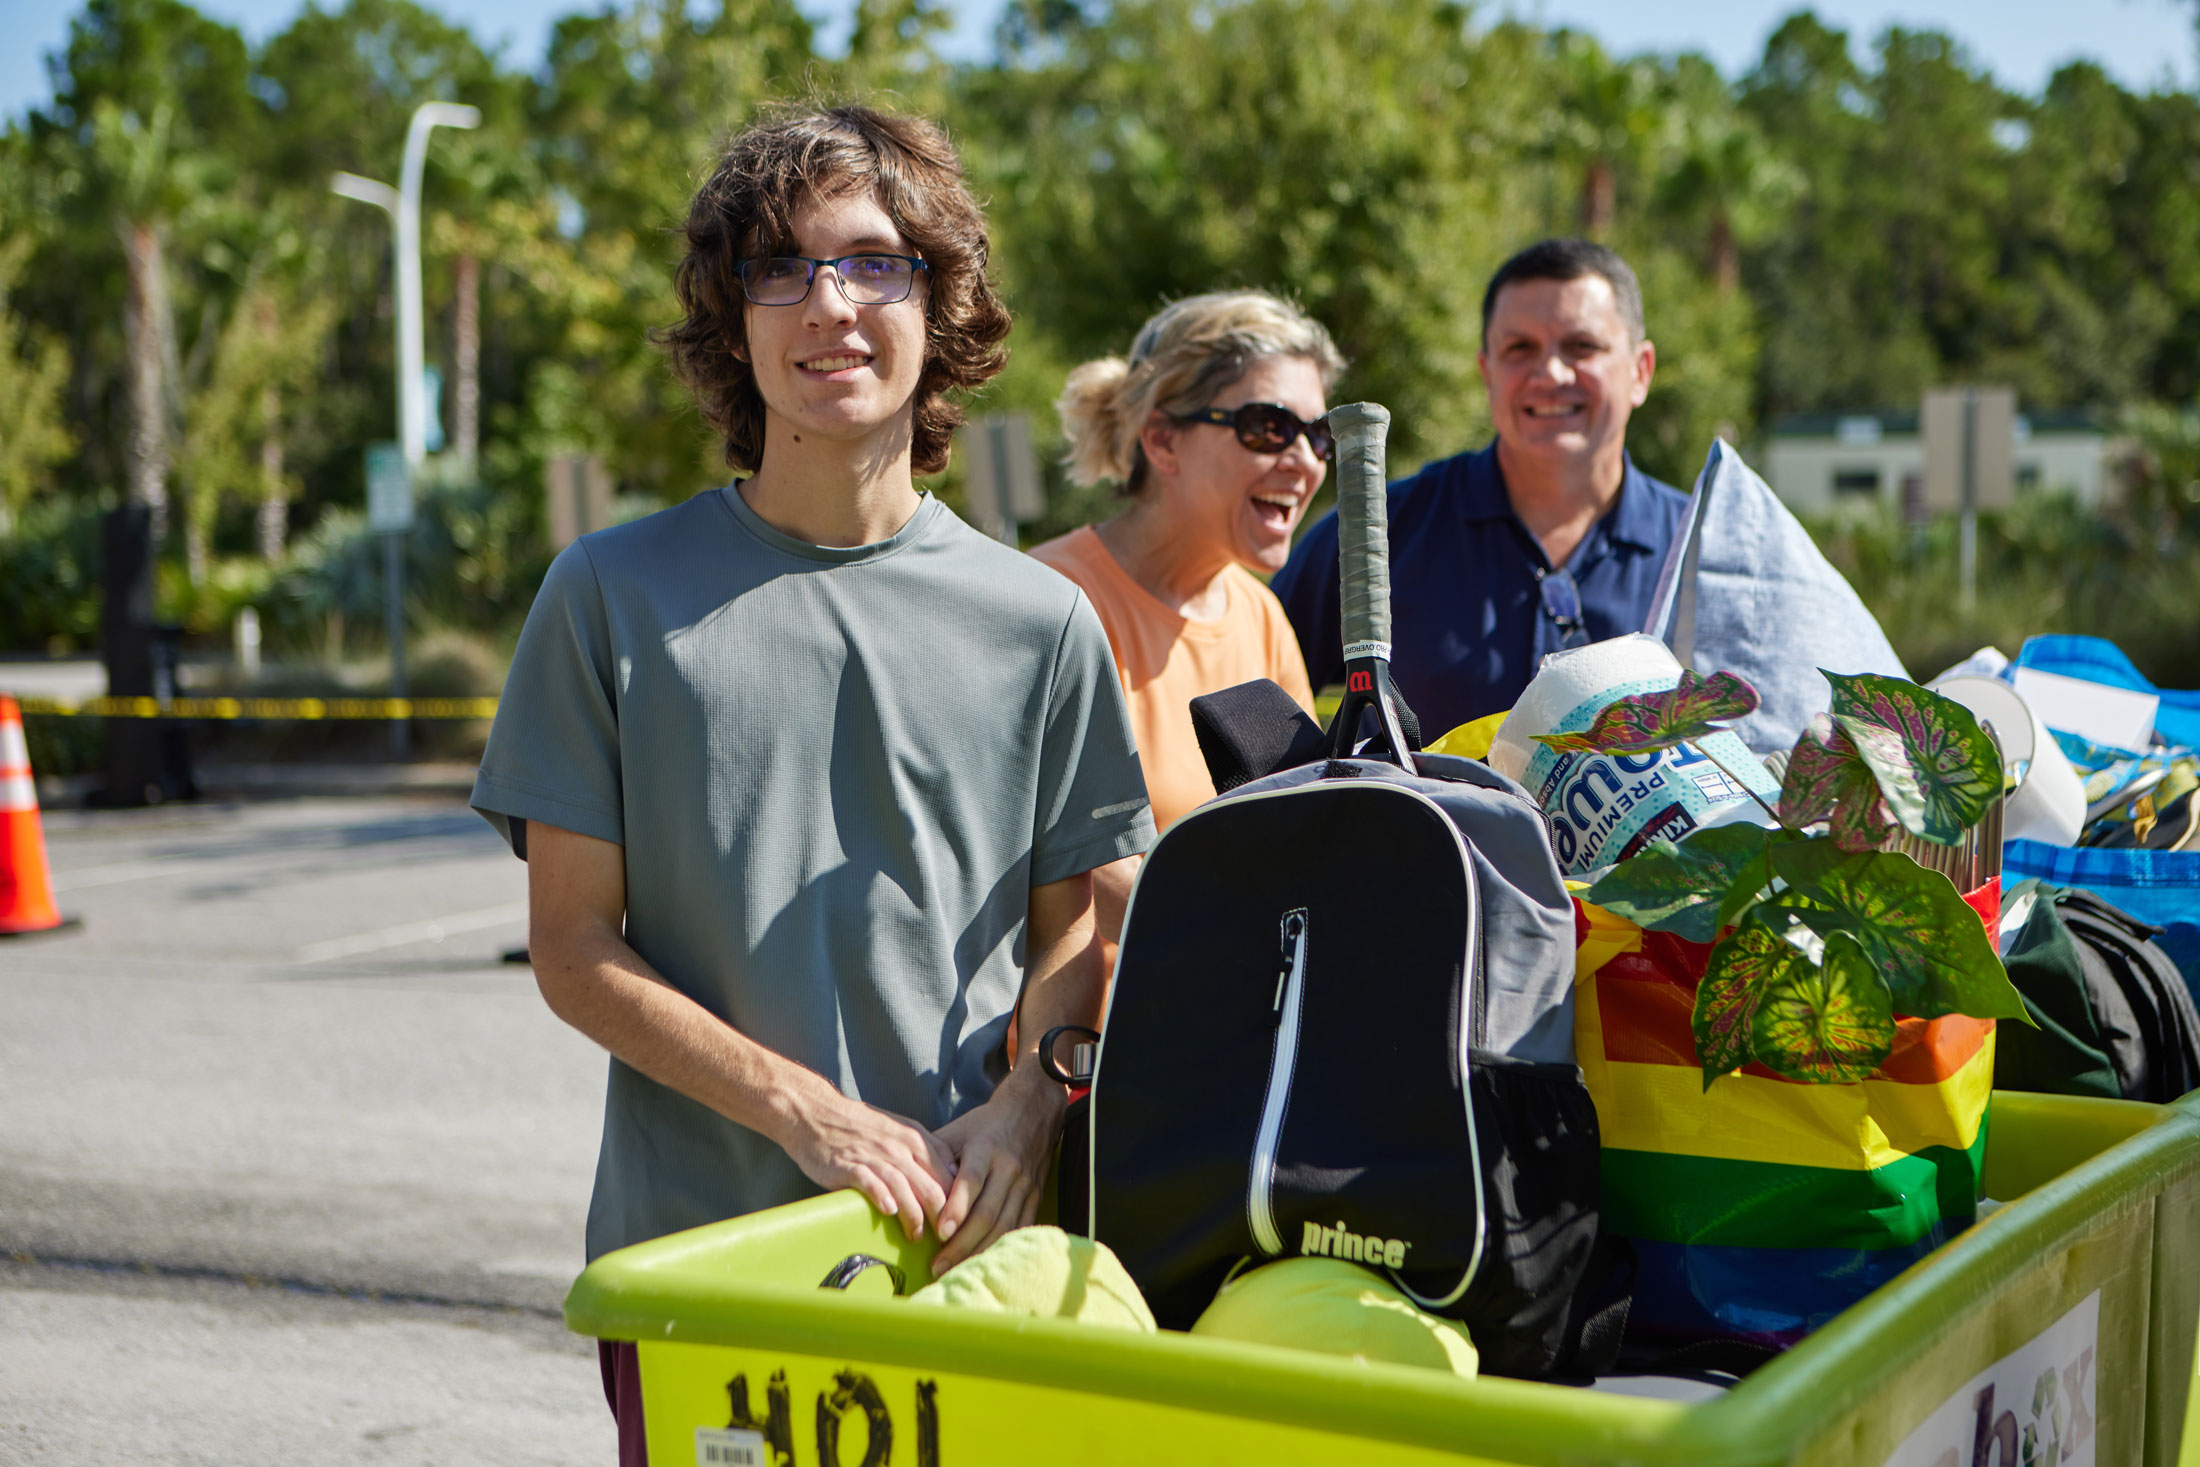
left=1328, top=402, right=1393, bottom=658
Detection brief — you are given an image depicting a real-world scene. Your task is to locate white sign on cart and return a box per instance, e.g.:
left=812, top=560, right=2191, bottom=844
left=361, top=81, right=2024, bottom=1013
left=1883, top=1290, right=2099, bottom=1467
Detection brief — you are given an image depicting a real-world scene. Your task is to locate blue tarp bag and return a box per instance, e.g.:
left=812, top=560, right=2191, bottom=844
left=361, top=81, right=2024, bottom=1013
left=2010, top=635, right=2200, bottom=750
left=2003, top=841, right=2200, bottom=1003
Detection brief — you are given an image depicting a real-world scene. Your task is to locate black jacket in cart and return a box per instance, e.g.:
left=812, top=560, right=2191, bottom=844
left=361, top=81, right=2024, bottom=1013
left=1085, top=751, right=1602, bottom=1378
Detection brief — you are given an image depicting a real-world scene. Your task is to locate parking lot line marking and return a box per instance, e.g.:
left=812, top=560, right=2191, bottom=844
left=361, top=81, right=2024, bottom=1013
left=294, top=902, right=529, bottom=964
left=51, top=859, right=194, bottom=892
left=53, top=822, right=481, bottom=892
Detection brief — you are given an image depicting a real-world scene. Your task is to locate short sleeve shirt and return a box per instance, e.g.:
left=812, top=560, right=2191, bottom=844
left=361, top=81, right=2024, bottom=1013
left=1028, top=525, right=1314, bottom=830
left=471, top=487, right=1154, bottom=1259
left=1270, top=443, right=1688, bottom=739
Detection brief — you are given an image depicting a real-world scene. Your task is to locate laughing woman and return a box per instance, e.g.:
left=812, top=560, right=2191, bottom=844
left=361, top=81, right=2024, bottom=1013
left=1031, top=291, right=1341, bottom=834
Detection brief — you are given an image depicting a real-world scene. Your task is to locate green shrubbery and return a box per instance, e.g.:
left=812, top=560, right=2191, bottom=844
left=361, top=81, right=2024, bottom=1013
left=1812, top=494, right=2200, bottom=689
left=0, top=497, right=103, bottom=652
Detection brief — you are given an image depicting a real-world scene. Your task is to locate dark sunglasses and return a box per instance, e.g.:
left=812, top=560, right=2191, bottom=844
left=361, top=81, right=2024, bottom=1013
left=1174, top=403, right=1335, bottom=462
left=1537, top=567, right=1589, bottom=650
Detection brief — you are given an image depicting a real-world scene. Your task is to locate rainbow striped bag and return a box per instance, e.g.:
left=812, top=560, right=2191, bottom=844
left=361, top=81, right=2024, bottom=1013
left=1574, top=890, right=1998, bottom=1349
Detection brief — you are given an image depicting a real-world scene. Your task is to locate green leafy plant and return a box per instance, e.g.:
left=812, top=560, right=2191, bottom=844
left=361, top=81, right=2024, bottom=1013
left=1549, top=669, right=2027, bottom=1087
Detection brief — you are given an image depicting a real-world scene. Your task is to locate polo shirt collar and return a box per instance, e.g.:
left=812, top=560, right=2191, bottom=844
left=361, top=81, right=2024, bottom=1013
left=1456, top=443, right=1516, bottom=524
left=1460, top=441, right=1670, bottom=553
left=1604, top=456, right=1675, bottom=552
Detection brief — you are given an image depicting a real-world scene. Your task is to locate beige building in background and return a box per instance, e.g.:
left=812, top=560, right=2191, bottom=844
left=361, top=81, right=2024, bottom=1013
left=1760, top=409, right=2114, bottom=517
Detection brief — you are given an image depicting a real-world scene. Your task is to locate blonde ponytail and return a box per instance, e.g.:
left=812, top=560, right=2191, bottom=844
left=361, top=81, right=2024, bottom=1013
left=1056, top=355, right=1138, bottom=488
left=1055, top=291, right=1346, bottom=493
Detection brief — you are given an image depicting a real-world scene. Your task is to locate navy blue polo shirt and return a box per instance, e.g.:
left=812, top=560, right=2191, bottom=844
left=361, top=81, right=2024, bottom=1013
left=1271, top=442, right=1689, bottom=740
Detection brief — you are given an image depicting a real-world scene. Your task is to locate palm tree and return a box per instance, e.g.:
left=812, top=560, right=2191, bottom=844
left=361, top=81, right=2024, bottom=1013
left=1552, top=34, right=1671, bottom=238
left=1656, top=71, right=1799, bottom=294
left=175, top=212, right=334, bottom=574
left=86, top=100, right=197, bottom=544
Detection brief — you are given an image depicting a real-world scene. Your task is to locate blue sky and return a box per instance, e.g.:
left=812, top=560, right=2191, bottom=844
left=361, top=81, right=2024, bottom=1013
left=6, top=0, right=2194, bottom=122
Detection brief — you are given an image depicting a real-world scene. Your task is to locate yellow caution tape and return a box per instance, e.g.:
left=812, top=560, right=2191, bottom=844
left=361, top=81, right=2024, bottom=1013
left=13, top=695, right=499, bottom=721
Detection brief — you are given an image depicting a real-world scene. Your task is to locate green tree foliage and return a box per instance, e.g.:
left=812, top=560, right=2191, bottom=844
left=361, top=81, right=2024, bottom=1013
left=20, top=0, right=253, bottom=515
left=1, top=0, right=2197, bottom=666
left=0, top=145, right=76, bottom=534
left=962, top=0, right=1547, bottom=480
left=252, top=0, right=516, bottom=188
left=175, top=245, right=338, bottom=570
left=1741, top=15, right=2200, bottom=420
left=517, top=0, right=819, bottom=500
left=1550, top=32, right=1675, bottom=239
left=0, top=234, right=75, bottom=534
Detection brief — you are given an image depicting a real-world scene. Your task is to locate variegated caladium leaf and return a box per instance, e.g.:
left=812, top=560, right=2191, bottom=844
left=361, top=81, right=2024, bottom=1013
left=1750, top=929, right=1897, bottom=1083
left=1695, top=907, right=1819, bottom=1087
left=1777, top=714, right=1899, bottom=851
left=1584, top=823, right=1774, bottom=943
left=1534, top=669, right=1761, bottom=756
left=1770, top=839, right=2028, bottom=1022
left=1824, top=670, right=2003, bottom=845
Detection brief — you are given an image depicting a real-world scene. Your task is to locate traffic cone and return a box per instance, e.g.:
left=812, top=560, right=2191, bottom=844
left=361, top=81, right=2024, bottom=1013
left=0, top=694, right=69, bottom=936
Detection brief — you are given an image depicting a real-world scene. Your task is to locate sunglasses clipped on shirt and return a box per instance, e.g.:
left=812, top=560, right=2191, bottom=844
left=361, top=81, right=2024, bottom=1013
left=1174, top=403, right=1336, bottom=463
left=1537, top=566, right=1590, bottom=651
left=737, top=254, right=929, bottom=307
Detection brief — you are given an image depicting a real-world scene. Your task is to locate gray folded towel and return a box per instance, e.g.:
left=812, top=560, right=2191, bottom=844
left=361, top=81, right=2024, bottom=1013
left=1643, top=439, right=1910, bottom=754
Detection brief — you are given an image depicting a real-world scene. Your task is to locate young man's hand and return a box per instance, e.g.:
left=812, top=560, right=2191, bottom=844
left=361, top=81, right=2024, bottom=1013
left=929, top=1064, right=1066, bottom=1274
left=772, top=1074, right=957, bottom=1242
left=924, top=868, right=1102, bottom=1277
left=529, top=821, right=959, bottom=1241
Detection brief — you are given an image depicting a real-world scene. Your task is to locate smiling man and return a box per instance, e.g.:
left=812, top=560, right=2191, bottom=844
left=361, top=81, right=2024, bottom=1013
left=1271, top=238, right=1689, bottom=738
left=469, top=105, right=1154, bottom=1464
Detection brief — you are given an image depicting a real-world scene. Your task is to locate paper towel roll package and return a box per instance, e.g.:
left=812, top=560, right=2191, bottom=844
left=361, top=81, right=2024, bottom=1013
left=1491, top=634, right=1781, bottom=874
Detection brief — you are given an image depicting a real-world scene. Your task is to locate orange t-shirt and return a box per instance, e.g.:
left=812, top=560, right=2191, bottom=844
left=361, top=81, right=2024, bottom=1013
left=1030, top=526, right=1315, bottom=830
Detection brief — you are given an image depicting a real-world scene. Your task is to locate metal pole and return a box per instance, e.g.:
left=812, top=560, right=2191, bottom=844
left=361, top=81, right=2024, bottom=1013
left=384, top=530, right=408, bottom=756
left=334, top=101, right=476, bottom=761
left=332, top=106, right=483, bottom=460
left=1959, top=387, right=1978, bottom=616
left=397, top=118, right=428, bottom=468
left=331, top=172, right=403, bottom=467
left=393, top=103, right=480, bottom=467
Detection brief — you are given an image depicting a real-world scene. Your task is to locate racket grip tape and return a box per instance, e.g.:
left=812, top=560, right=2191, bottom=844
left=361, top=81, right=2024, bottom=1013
left=1327, top=402, right=1393, bottom=657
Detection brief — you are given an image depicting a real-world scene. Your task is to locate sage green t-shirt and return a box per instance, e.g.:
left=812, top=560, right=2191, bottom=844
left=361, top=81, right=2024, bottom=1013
left=471, top=486, right=1154, bottom=1259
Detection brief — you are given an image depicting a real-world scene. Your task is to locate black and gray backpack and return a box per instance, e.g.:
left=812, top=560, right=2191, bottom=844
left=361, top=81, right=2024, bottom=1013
left=1078, top=405, right=1607, bottom=1378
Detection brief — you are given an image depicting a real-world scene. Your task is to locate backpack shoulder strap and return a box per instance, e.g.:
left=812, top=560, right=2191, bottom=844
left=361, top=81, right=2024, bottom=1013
left=2059, top=892, right=2200, bottom=1100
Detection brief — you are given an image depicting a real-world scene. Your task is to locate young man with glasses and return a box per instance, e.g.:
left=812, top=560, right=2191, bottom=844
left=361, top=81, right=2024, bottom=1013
left=470, top=104, right=1153, bottom=1461
left=1271, top=238, right=1690, bottom=740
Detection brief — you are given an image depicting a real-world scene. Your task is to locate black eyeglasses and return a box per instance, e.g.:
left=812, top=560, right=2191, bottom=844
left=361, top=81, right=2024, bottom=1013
left=1537, top=567, right=1589, bottom=650
left=1174, top=403, right=1335, bottom=463
left=737, top=254, right=929, bottom=307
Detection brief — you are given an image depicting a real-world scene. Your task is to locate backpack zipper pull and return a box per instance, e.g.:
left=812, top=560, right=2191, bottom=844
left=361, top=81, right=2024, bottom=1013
left=1274, top=911, right=1307, bottom=1016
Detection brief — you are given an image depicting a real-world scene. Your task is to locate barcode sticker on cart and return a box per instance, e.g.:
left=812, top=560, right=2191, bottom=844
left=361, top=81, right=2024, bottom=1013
left=695, top=1427, right=766, bottom=1466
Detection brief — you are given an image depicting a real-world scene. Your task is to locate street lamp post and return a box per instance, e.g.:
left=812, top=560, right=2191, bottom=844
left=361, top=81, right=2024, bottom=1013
left=332, top=101, right=479, bottom=756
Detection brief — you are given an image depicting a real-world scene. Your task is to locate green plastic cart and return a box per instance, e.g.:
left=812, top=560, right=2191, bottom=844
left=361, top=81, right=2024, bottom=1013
left=566, top=1089, right=2200, bottom=1466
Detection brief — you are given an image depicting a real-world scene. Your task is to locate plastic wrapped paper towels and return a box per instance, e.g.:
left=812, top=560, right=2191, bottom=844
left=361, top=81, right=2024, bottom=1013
left=1491, top=634, right=1781, bottom=874
left=1642, top=440, right=1909, bottom=754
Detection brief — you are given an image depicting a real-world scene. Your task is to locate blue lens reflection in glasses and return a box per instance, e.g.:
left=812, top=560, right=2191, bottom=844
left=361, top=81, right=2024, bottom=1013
left=1538, top=568, right=1589, bottom=650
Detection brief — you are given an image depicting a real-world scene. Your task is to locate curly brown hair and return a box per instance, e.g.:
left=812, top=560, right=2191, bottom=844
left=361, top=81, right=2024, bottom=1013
left=659, top=103, right=1012, bottom=477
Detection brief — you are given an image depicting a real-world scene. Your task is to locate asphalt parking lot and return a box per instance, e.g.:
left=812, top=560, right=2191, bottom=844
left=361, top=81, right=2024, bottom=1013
left=1, top=792, right=616, bottom=1465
